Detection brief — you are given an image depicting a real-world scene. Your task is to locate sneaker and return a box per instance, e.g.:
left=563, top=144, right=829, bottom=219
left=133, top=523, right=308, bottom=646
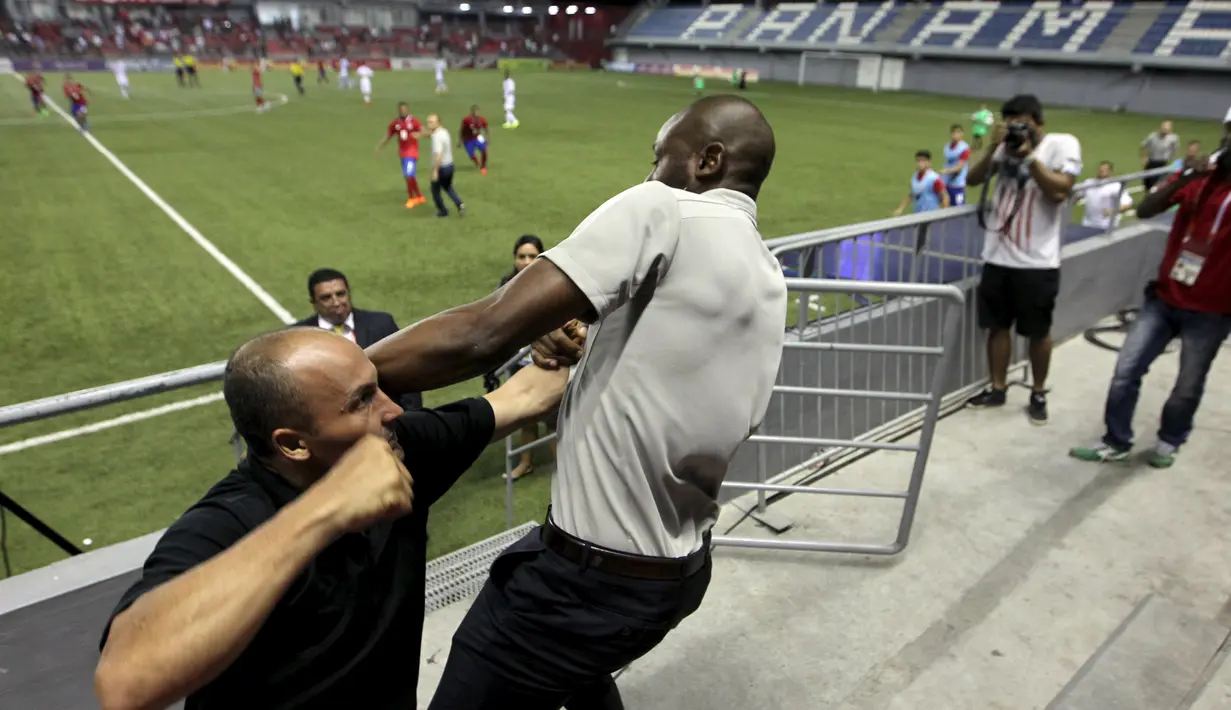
left=457, top=205, right=466, bottom=217
left=967, top=387, right=1007, bottom=408
left=1027, top=391, right=1048, bottom=426
left=480, top=168, right=487, bottom=175
left=1147, top=442, right=1178, bottom=469
left=435, top=212, right=449, bottom=218
left=1069, top=441, right=1131, bottom=463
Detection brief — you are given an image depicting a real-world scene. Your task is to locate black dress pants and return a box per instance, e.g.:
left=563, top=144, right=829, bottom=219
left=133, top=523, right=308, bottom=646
left=426, top=527, right=712, bottom=710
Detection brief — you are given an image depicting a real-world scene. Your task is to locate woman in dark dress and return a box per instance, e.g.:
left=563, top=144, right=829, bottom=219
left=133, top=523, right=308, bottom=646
left=488, top=235, right=555, bottom=480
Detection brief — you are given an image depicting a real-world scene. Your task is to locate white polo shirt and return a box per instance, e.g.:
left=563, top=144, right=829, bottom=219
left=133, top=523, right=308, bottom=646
left=541, top=181, right=787, bottom=558
left=983, top=132, right=1083, bottom=270
left=1079, top=180, right=1133, bottom=230
left=431, top=128, right=454, bottom=168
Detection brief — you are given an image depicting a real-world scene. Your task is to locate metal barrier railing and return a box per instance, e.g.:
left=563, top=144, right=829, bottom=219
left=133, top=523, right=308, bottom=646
left=713, top=277, right=965, bottom=554
left=0, top=166, right=1177, bottom=569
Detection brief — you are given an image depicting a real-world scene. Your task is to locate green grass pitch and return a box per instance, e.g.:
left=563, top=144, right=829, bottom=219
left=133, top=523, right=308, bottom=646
left=0, top=67, right=1218, bottom=576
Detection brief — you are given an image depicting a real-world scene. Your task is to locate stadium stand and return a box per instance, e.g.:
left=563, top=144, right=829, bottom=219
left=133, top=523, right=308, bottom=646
left=623, top=0, right=1231, bottom=63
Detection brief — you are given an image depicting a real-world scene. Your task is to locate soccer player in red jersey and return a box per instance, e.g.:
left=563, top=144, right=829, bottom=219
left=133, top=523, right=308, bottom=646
left=26, top=71, right=47, bottom=116
left=458, top=105, right=489, bottom=174
left=252, top=64, right=267, bottom=112
left=375, top=102, right=426, bottom=208
left=63, top=74, right=89, bottom=132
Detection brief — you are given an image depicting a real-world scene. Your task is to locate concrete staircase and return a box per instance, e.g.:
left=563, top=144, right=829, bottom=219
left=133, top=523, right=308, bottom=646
left=875, top=2, right=927, bottom=45
left=722, top=7, right=764, bottom=42
left=1101, top=2, right=1169, bottom=55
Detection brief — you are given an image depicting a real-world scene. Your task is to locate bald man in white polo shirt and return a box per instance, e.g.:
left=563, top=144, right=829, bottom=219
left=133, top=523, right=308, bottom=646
left=369, top=94, right=786, bottom=709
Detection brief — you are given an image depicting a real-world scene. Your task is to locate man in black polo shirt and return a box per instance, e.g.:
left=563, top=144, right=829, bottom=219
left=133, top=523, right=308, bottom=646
left=94, top=327, right=566, bottom=710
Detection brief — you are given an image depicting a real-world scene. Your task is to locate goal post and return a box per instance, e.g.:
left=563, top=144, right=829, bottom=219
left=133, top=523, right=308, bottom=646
left=797, top=51, right=885, bottom=92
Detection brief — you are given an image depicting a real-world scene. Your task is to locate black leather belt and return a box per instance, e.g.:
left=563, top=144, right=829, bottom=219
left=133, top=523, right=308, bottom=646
left=541, top=520, right=710, bottom=581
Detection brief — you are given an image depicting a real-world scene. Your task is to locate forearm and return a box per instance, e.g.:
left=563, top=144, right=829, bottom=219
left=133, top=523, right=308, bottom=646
left=483, top=365, right=568, bottom=442
left=1137, top=177, right=1186, bottom=219
left=1027, top=161, right=1073, bottom=202
left=96, top=498, right=341, bottom=710
left=367, top=260, right=589, bottom=394
left=966, top=150, right=996, bottom=186
left=368, top=297, right=520, bottom=394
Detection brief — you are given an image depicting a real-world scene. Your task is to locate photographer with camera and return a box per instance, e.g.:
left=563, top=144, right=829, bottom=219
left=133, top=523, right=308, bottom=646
left=965, top=95, right=1083, bottom=425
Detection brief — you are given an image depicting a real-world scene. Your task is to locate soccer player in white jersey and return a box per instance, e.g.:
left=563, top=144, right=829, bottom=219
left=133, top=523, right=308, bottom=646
left=434, top=56, right=447, bottom=94
left=338, top=56, right=351, bottom=90
left=356, top=62, right=374, bottom=105
left=501, top=70, right=518, bottom=129
left=965, top=94, right=1082, bottom=425
left=111, top=59, right=130, bottom=99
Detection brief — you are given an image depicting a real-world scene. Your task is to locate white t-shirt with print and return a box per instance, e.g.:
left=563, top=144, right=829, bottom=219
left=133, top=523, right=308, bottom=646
left=982, top=132, right=1083, bottom=270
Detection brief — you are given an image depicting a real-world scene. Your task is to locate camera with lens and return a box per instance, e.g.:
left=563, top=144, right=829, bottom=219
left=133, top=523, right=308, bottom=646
left=1002, top=121, right=1040, bottom=163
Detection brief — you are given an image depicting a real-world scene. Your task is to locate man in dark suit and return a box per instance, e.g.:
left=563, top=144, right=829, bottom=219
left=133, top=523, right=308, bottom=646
left=295, top=268, right=423, bottom=410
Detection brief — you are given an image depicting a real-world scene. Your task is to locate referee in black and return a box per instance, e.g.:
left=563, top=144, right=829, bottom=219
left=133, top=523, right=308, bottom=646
left=427, top=113, right=466, bottom=218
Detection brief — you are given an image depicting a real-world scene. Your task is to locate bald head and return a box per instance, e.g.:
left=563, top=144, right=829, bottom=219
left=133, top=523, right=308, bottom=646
left=649, top=94, right=775, bottom=200
left=426, top=113, right=440, bottom=130
left=223, top=328, right=351, bottom=459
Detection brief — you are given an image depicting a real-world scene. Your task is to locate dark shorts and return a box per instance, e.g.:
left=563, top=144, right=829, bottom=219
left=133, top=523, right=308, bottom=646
left=977, top=263, right=1060, bottom=339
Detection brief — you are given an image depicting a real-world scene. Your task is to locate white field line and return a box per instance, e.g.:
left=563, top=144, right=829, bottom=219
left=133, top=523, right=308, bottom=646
left=0, top=91, right=289, bottom=127
left=0, top=392, right=224, bottom=456
left=11, top=73, right=296, bottom=325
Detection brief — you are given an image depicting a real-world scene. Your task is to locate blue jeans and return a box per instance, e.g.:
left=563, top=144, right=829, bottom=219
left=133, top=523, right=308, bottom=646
left=1103, top=294, right=1231, bottom=450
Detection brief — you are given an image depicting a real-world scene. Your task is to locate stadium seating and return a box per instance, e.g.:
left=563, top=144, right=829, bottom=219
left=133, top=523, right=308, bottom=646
left=625, top=1, right=1231, bottom=61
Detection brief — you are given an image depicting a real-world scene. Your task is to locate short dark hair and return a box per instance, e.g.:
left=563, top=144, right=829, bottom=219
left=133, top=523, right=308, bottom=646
left=915, top=150, right=932, bottom=160
left=1099, top=160, right=1114, bottom=170
left=1001, top=94, right=1043, bottom=124
left=950, top=124, right=963, bottom=132
left=223, top=332, right=314, bottom=459
left=307, top=268, right=348, bottom=299
left=1189, top=139, right=1202, bottom=147
left=471, top=104, right=480, bottom=112
left=514, top=234, right=544, bottom=255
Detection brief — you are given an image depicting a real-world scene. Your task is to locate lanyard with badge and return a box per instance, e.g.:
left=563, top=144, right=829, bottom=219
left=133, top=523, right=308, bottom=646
left=1170, top=185, right=1231, bottom=286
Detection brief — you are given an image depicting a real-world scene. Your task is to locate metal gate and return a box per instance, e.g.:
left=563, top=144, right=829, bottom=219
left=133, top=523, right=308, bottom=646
left=713, top=277, right=965, bottom=555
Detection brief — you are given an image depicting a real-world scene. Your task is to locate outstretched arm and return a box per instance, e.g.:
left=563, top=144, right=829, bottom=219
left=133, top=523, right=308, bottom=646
left=368, top=258, right=591, bottom=394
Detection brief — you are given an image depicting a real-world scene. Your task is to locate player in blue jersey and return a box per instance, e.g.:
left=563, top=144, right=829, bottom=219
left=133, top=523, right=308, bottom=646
left=894, top=149, right=950, bottom=216
left=940, top=124, right=972, bottom=206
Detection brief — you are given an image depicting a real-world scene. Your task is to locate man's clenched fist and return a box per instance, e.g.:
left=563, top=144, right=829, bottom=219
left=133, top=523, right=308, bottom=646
left=310, top=434, right=414, bottom=534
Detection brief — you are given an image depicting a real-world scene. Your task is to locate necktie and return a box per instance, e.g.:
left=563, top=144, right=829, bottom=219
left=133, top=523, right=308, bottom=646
left=332, top=325, right=345, bottom=335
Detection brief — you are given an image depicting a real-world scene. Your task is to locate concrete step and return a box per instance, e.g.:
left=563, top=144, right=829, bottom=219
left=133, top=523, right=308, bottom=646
left=876, top=2, right=926, bottom=45
left=1187, top=639, right=1231, bottom=710
left=1046, top=594, right=1230, bottom=710
left=1101, top=5, right=1164, bottom=55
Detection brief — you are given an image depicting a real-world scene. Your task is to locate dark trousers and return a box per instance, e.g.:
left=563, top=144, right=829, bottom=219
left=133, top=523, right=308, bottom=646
left=431, top=164, right=464, bottom=215
left=427, top=527, right=712, bottom=710
left=1143, top=159, right=1169, bottom=191
left=1102, top=291, right=1230, bottom=450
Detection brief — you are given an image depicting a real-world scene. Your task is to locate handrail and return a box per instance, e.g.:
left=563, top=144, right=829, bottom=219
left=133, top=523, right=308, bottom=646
left=0, top=362, right=227, bottom=429
left=764, top=165, right=1176, bottom=256
left=0, top=346, right=535, bottom=431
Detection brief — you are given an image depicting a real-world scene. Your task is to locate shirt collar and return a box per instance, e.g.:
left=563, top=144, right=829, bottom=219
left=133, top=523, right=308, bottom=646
left=240, top=457, right=305, bottom=509
left=703, top=188, right=758, bottom=226
left=318, top=311, right=355, bottom=332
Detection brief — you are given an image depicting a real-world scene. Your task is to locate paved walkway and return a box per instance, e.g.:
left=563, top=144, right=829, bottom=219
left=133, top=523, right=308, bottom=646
left=417, top=329, right=1231, bottom=709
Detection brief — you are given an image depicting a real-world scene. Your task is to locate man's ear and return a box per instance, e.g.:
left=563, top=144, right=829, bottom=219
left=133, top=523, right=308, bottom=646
left=272, top=429, right=312, bottom=462
left=696, top=142, right=725, bottom=178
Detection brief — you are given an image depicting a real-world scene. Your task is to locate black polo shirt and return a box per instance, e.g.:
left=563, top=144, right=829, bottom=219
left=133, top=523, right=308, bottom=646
left=100, top=398, right=495, bottom=710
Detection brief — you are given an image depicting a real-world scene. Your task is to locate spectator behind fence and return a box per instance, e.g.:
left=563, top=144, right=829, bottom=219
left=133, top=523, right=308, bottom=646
left=1078, top=161, right=1135, bottom=231
left=964, top=94, right=1082, bottom=425
left=483, top=235, right=555, bottom=481
left=295, top=268, right=422, bottom=410
left=1070, top=108, right=1231, bottom=468
left=1141, top=120, right=1179, bottom=191
left=1171, top=140, right=1203, bottom=174
left=94, top=328, right=569, bottom=710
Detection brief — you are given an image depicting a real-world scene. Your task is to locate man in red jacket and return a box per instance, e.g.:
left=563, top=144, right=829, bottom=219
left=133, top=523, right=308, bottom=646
left=1070, top=109, right=1231, bottom=468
